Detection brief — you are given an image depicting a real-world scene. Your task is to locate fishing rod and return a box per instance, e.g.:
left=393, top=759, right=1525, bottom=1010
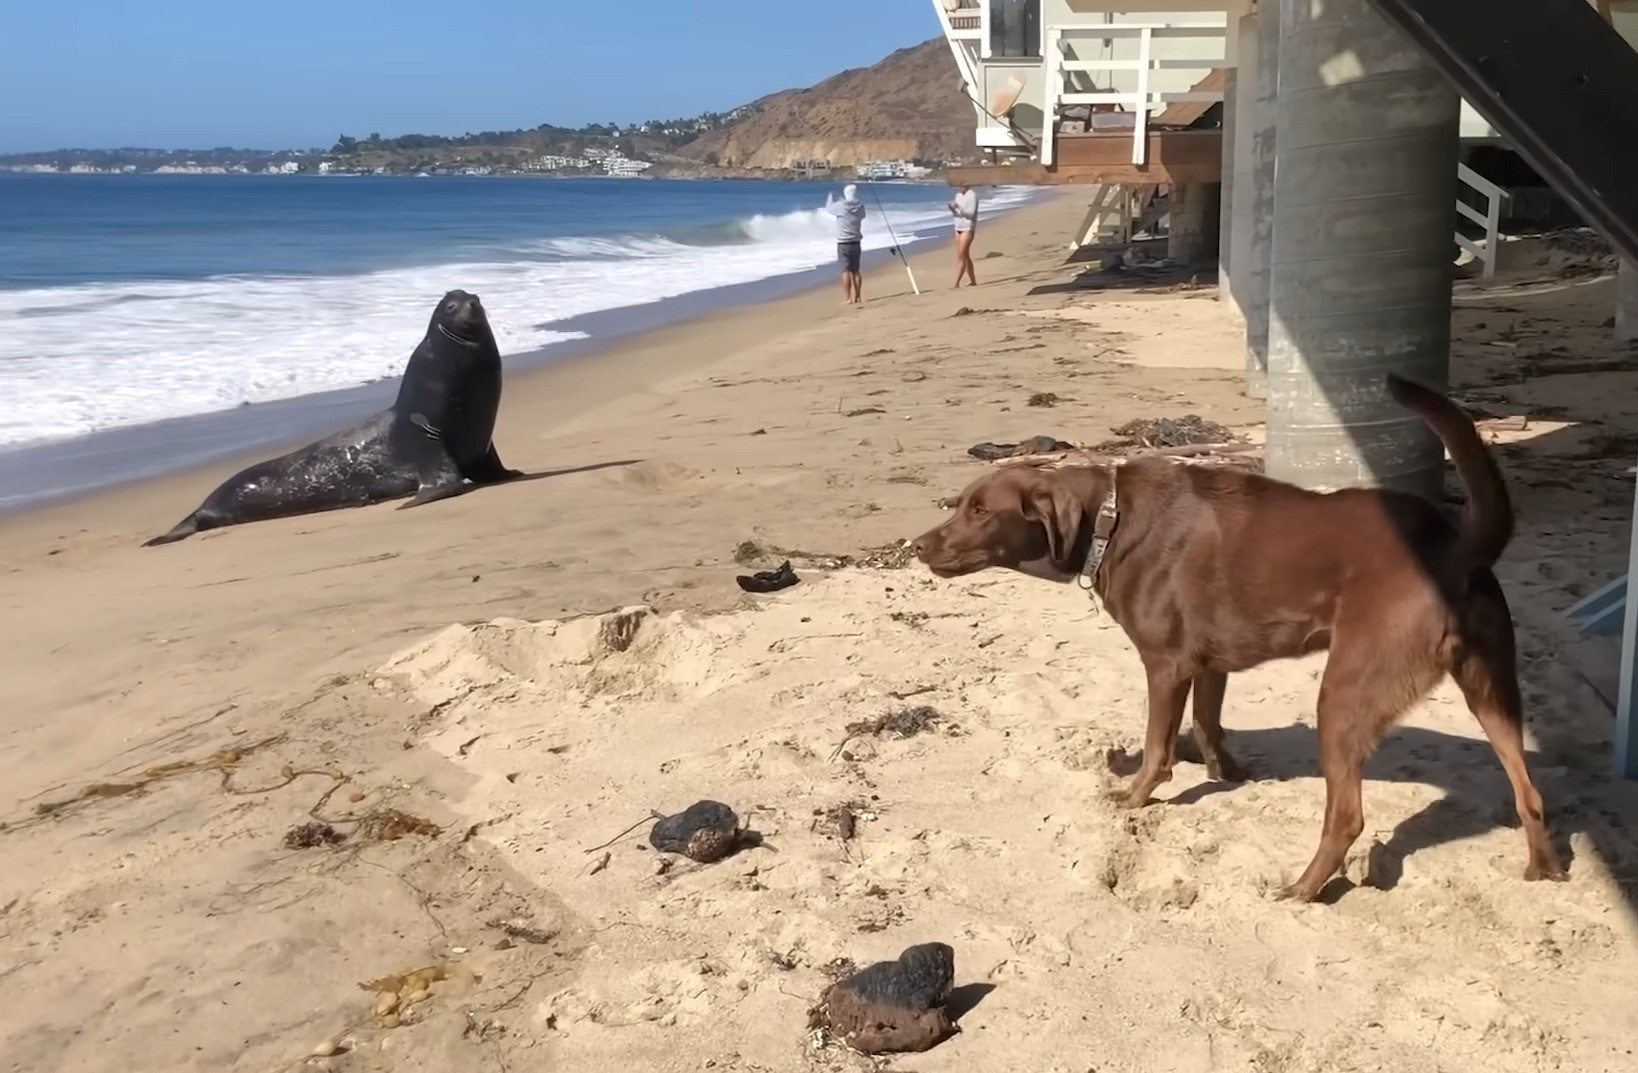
left=862, top=182, right=921, bottom=296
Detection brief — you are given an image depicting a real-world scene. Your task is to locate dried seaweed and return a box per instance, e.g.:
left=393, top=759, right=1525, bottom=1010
left=283, top=821, right=345, bottom=849
left=5, top=734, right=313, bottom=833
left=831, top=706, right=949, bottom=760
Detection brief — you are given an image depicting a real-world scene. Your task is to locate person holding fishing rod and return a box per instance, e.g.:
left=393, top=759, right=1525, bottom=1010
left=824, top=181, right=925, bottom=303
left=824, top=183, right=867, bottom=305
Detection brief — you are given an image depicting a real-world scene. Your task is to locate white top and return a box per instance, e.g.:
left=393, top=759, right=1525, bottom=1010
left=951, top=188, right=979, bottom=231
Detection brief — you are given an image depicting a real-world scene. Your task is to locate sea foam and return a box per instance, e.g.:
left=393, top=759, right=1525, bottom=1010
left=0, top=186, right=1031, bottom=449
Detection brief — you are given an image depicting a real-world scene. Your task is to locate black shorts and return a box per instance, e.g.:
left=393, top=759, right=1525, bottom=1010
left=836, top=241, right=861, bottom=272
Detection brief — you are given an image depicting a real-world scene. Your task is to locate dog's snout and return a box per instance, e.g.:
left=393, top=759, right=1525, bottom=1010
left=912, top=538, right=929, bottom=562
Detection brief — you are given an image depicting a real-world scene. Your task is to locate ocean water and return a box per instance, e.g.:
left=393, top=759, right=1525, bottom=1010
left=0, top=175, right=1032, bottom=457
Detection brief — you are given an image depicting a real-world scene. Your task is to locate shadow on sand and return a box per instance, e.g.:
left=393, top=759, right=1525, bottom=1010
left=1112, top=719, right=1638, bottom=906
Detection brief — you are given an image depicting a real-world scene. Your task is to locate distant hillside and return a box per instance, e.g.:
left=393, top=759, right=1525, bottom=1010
left=2, top=38, right=980, bottom=177
left=676, top=38, right=978, bottom=169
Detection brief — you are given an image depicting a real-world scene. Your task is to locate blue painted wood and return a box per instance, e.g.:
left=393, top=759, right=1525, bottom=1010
left=1616, top=467, right=1638, bottom=780
left=1567, top=574, right=1628, bottom=626
left=1578, top=598, right=1629, bottom=638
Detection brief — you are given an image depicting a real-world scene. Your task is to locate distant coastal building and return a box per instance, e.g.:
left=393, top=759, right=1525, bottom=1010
left=854, top=159, right=915, bottom=180
left=585, top=147, right=653, bottom=177
left=532, top=153, right=591, bottom=171
left=525, top=148, right=650, bottom=176
left=604, top=158, right=652, bottom=177
left=791, top=159, right=833, bottom=179
left=154, top=163, right=232, bottom=174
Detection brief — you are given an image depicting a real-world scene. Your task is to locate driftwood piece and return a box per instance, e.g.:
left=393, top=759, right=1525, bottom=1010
left=990, top=441, right=1263, bottom=471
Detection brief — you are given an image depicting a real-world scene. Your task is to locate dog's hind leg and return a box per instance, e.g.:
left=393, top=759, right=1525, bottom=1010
left=1449, top=573, right=1565, bottom=884
left=1189, top=671, right=1250, bottom=783
left=1286, top=634, right=1442, bottom=902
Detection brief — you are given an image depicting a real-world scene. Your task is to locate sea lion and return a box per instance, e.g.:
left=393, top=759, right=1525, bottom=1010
left=143, top=289, right=521, bottom=546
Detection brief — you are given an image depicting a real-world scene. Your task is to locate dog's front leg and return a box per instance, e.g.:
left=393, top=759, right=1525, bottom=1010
left=1109, top=663, right=1191, bottom=808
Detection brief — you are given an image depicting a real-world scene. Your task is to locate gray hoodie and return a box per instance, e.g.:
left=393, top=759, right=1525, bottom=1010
left=825, top=188, right=866, bottom=243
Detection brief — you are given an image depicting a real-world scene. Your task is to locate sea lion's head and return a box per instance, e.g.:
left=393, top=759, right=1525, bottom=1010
left=430, top=289, right=492, bottom=347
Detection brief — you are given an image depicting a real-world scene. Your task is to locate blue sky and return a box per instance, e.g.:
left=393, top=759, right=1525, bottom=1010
left=0, top=1, right=942, bottom=153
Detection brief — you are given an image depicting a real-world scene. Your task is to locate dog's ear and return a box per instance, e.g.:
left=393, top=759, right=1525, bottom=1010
left=1023, top=478, right=1085, bottom=570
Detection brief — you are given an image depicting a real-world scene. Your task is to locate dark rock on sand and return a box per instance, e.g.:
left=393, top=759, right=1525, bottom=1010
left=649, top=800, right=740, bottom=862
left=736, top=560, right=800, bottom=594
left=820, top=942, right=957, bottom=1054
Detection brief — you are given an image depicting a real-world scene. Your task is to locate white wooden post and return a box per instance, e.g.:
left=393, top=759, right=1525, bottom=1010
left=1616, top=463, right=1638, bottom=779
left=1485, top=192, right=1502, bottom=278
left=1454, top=163, right=1509, bottom=279
left=1042, top=27, right=1061, bottom=167
left=1133, top=27, right=1153, bottom=165
left=1070, top=192, right=1103, bottom=250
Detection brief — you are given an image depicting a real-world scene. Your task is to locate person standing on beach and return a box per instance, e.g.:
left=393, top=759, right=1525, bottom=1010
left=949, top=182, right=980, bottom=287
left=825, top=184, right=867, bottom=305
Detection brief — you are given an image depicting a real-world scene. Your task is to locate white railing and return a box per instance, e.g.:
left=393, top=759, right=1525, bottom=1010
left=936, top=0, right=984, bottom=39
left=932, top=0, right=984, bottom=109
left=1041, top=23, right=1227, bottom=168
left=1068, top=185, right=1169, bottom=252
left=1070, top=184, right=1133, bottom=250
left=1455, top=162, right=1509, bottom=279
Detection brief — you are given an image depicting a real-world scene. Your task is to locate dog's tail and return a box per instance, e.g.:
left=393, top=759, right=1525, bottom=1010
left=1386, top=372, right=1513, bottom=568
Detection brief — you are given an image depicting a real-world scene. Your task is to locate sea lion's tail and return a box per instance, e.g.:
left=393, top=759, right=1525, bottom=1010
left=142, top=514, right=200, bottom=547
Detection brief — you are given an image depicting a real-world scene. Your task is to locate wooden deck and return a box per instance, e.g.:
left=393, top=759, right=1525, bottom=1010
left=946, top=129, right=1223, bottom=187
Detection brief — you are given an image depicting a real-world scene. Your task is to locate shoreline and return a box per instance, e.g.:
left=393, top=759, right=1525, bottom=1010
left=0, top=193, right=1038, bottom=516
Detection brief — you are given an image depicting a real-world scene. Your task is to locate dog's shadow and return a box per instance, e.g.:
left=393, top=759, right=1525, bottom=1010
left=1110, top=722, right=1638, bottom=906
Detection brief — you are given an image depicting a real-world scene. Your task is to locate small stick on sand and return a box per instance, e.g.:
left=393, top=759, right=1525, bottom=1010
left=582, top=812, right=661, bottom=855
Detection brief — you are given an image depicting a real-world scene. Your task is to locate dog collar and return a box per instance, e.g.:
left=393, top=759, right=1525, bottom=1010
left=1076, top=472, right=1120, bottom=608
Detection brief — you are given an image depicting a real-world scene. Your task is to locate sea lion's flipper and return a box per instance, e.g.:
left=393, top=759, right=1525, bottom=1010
left=465, top=443, right=524, bottom=485
left=398, top=447, right=467, bottom=509
left=400, top=482, right=471, bottom=509
left=142, top=514, right=200, bottom=547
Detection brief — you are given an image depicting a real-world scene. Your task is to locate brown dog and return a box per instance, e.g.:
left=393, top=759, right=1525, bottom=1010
left=913, top=374, right=1564, bottom=901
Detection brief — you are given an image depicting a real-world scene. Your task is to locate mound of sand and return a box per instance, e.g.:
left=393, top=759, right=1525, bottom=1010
left=378, top=569, right=1638, bottom=1072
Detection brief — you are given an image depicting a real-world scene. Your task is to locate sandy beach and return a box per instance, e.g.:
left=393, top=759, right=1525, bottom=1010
left=3, top=192, right=1638, bottom=1073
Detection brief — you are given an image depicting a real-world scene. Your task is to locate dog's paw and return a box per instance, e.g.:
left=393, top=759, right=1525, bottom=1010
left=1205, top=754, right=1252, bottom=784
left=1104, top=786, right=1151, bottom=810
left=1523, top=860, right=1569, bottom=883
left=1267, top=875, right=1326, bottom=903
